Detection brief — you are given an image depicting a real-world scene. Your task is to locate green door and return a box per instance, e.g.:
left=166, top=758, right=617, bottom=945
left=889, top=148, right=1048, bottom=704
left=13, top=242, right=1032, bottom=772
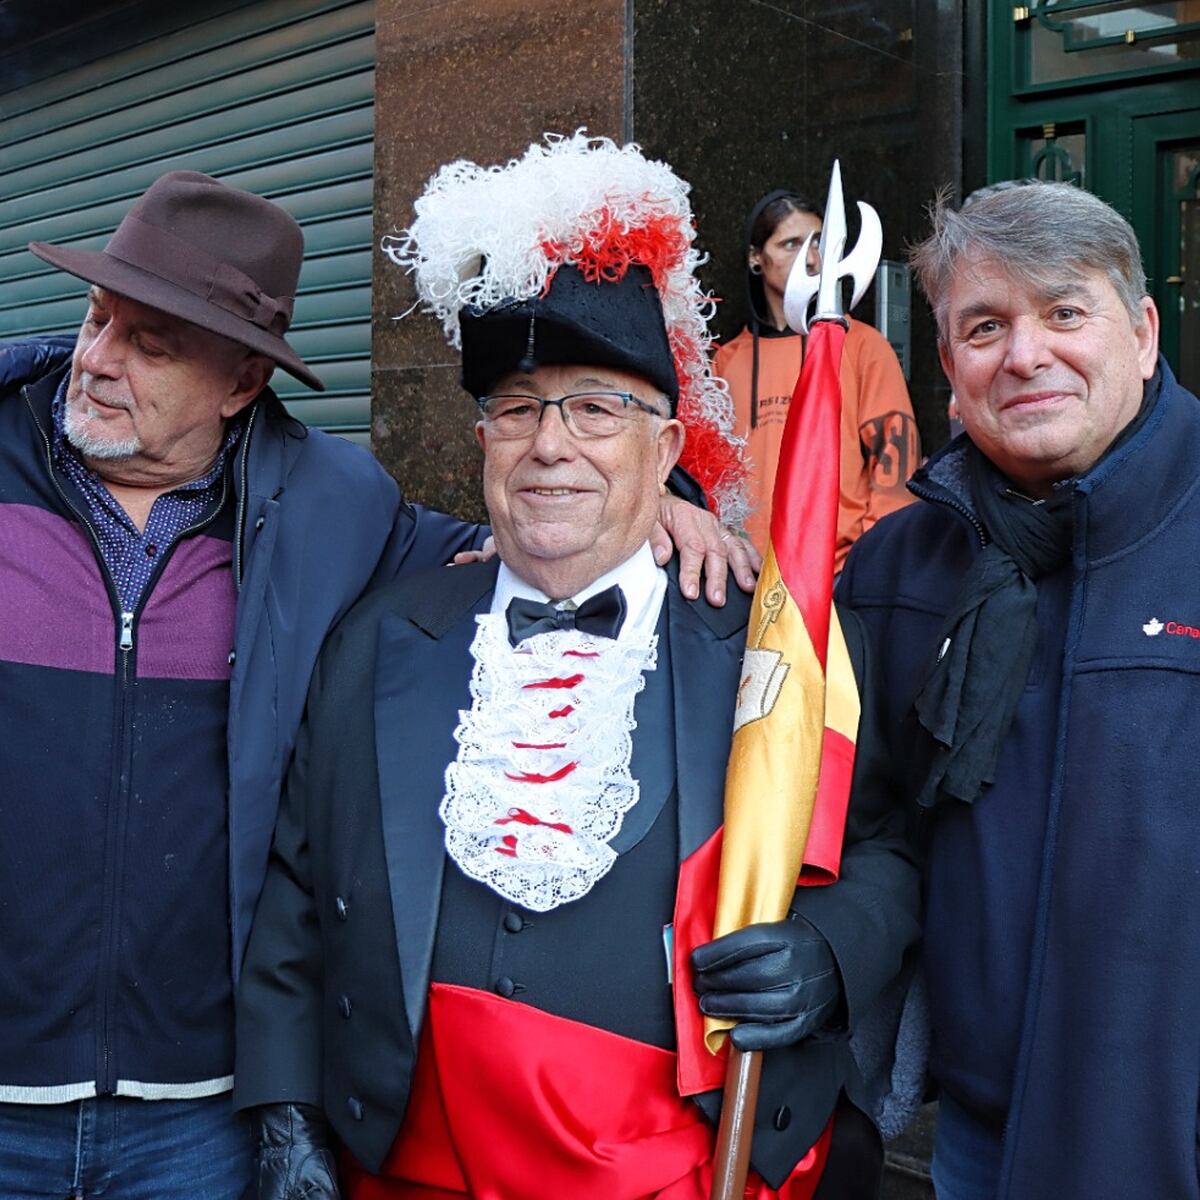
left=988, top=1, right=1200, bottom=393
left=1133, top=112, right=1200, bottom=394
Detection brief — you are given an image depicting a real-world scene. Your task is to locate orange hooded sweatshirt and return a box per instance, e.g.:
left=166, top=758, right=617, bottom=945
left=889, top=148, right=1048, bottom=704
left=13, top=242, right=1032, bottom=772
left=713, top=188, right=920, bottom=569
left=713, top=320, right=920, bottom=569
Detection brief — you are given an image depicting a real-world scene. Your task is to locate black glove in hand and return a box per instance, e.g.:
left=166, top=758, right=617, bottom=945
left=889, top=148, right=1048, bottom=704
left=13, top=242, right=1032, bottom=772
left=255, top=1102, right=342, bottom=1200
left=690, top=914, right=842, bottom=1052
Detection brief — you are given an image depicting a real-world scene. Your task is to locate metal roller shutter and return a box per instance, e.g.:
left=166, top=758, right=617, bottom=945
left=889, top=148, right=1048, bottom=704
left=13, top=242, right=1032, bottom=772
left=0, top=0, right=375, bottom=439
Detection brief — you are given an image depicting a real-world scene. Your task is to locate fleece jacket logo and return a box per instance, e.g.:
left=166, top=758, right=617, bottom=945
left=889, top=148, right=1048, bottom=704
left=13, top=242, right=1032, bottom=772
left=1143, top=617, right=1200, bottom=639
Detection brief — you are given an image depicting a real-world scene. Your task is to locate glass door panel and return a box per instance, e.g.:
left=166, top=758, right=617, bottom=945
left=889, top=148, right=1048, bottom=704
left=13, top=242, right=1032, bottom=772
left=1167, top=143, right=1200, bottom=392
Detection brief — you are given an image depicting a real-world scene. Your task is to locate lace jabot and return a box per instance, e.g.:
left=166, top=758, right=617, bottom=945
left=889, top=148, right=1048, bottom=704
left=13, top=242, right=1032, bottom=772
left=441, top=614, right=658, bottom=912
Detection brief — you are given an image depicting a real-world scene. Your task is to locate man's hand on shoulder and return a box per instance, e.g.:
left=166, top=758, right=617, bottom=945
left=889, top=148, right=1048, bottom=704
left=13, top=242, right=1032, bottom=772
left=451, top=535, right=496, bottom=566
left=653, top=494, right=761, bottom=606
left=254, top=1103, right=342, bottom=1200
left=448, top=510, right=763, bottom=607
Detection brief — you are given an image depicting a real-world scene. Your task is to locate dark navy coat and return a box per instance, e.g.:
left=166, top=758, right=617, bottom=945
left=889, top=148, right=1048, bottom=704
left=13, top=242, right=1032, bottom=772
left=839, top=359, right=1200, bottom=1199
left=0, top=338, right=485, bottom=986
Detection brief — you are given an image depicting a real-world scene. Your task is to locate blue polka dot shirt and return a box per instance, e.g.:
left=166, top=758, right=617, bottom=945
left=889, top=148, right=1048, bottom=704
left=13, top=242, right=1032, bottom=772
left=51, top=377, right=244, bottom=612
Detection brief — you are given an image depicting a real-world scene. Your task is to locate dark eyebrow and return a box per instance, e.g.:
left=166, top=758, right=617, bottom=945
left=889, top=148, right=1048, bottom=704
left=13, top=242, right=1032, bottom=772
left=953, top=280, right=1101, bottom=334
left=952, top=302, right=999, bottom=332
left=1043, top=282, right=1100, bottom=307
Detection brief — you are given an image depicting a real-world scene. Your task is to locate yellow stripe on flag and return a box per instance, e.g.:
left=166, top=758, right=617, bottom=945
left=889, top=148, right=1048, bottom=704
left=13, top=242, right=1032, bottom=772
left=705, top=544, right=827, bottom=1050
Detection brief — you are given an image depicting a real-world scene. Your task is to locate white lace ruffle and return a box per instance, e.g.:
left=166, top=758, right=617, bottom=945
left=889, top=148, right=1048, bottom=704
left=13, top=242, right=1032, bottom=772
left=441, top=614, right=657, bottom=912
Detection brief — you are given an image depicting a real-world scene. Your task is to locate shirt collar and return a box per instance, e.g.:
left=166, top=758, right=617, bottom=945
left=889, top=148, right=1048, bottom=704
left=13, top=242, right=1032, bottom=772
left=50, top=378, right=245, bottom=497
left=491, top=542, right=667, bottom=643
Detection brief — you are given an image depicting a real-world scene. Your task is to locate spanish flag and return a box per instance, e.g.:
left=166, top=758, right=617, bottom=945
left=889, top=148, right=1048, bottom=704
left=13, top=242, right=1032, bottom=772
left=673, top=317, right=860, bottom=1094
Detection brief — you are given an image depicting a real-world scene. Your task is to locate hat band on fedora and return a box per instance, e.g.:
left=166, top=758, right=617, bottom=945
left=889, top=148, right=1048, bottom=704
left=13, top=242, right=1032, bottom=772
left=105, top=216, right=294, bottom=337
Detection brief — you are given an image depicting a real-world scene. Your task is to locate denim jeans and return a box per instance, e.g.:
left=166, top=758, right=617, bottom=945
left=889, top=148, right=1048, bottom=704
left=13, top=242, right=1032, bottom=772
left=0, top=1093, right=254, bottom=1199
left=930, top=1094, right=1005, bottom=1200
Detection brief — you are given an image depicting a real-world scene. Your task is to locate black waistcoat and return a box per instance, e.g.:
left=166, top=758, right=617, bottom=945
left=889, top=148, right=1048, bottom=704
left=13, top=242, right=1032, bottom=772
left=431, top=605, right=680, bottom=1047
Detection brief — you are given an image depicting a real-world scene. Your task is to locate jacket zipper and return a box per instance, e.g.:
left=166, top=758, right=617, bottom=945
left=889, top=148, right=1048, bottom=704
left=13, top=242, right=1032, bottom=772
left=996, top=497, right=1086, bottom=1199
left=100, top=480, right=232, bottom=1093
left=907, top=476, right=989, bottom=548
left=23, top=386, right=232, bottom=1091
left=233, top=402, right=259, bottom=590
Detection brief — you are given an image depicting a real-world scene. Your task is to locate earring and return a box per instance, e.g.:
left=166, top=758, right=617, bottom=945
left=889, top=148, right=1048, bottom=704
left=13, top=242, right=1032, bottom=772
left=749, top=261, right=763, bottom=276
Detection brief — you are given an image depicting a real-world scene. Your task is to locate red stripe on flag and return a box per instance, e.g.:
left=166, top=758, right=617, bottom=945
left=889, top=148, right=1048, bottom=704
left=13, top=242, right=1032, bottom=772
left=673, top=828, right=729, bottom=1097
left=768, top=320, right=846, bottom=670
left=798, top=727, right=855, bottom=884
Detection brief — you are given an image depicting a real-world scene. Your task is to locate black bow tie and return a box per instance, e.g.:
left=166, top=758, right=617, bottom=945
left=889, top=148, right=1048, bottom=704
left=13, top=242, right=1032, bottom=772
left=505, top=584, right=627, bottom=647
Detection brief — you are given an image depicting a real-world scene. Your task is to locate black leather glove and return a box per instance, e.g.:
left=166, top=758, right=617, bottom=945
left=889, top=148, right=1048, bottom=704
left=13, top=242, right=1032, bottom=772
left=254, top=1103, right=342, bottom=1200
left=691, top=913, right=842, bottom=1051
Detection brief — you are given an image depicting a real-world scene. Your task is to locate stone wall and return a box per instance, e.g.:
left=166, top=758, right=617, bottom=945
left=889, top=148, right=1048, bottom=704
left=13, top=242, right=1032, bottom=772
left=372, top=0, right=967, bottom=518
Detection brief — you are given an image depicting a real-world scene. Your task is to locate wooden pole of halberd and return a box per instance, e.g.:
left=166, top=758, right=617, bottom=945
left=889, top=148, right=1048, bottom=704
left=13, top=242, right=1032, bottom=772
left=709, top=1047, right=763, bottom=1200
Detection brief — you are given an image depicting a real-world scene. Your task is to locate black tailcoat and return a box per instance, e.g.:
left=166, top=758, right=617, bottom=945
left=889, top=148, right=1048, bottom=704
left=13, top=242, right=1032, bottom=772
left=234, top=558, right=920, bottom=1190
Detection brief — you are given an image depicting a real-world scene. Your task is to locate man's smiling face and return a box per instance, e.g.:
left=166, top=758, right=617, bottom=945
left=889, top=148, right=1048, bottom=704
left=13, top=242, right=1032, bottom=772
left=476, top=363, right=684, bottom=600
left=939, top=257, right=1158, bottom=495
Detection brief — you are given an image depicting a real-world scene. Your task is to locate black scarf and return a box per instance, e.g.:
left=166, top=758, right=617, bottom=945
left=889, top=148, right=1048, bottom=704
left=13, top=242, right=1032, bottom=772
left=913, top=371, right=1161, bottom=809
left=913, top=449, right=1072, bottom=808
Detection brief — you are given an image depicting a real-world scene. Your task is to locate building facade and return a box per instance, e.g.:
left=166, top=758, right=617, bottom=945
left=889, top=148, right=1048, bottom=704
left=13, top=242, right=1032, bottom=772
left=3, top=2, right=1197, bottom=1193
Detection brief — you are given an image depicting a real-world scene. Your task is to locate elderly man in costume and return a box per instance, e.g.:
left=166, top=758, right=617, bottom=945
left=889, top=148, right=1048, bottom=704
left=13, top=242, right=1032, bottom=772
left=0, top=168, right=748, bottom=1200
left=838, top=180, right=1200, bottom=1199
left=233, top=135, right=920, bottom=1200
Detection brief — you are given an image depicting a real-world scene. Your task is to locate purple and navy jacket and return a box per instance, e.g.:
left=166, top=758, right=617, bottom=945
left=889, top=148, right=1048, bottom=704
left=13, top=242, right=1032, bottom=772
left=0, top=339, right=485, bottom=1101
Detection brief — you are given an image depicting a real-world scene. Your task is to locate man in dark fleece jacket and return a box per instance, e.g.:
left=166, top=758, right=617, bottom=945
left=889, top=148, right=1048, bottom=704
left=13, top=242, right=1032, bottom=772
left=838, top=178, right=1200, bottom=1200
left=0, top=171, right=749, bottom=1200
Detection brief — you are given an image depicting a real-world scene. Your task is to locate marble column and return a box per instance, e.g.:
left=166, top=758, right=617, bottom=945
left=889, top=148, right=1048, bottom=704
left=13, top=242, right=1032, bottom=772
left=371, top=0, right=626, bottom=521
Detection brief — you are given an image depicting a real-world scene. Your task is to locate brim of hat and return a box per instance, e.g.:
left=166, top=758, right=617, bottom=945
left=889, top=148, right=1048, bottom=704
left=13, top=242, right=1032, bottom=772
left=461, top=311, right=678, bottom=409
left=29, top=242, right=325, bottom=392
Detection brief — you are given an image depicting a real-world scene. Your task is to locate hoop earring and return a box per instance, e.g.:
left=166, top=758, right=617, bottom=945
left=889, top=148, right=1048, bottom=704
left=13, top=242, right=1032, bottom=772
left=749, top=262, right=763, bottom=276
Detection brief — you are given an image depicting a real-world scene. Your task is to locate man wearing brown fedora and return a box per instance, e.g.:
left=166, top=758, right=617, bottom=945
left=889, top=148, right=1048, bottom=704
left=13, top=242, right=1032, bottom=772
left=0, top=169, right=494, bottom=1198
left=0, top=169, right=754, bottom=1199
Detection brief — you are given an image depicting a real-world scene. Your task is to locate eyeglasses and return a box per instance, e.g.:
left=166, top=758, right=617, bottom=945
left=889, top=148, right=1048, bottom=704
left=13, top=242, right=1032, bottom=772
left=477, top=390, right=666, bottom=440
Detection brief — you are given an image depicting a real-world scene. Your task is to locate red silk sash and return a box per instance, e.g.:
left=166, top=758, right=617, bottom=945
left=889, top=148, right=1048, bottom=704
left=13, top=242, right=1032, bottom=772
left=343, top=982, right=830, bottom=1199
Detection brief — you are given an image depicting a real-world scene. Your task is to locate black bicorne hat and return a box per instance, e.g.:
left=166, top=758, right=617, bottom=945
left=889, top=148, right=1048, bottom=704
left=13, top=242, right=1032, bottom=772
left=459, top=264, right=679, bottom=410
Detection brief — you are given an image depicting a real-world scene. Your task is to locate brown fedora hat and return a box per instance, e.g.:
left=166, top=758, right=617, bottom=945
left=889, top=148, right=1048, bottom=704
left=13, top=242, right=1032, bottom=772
left=29, top=170, right=324, bottom=391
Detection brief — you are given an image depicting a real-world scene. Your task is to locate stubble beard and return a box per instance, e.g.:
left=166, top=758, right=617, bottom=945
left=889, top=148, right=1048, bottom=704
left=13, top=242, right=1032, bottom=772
left=63, top=394, right=142, bottom=461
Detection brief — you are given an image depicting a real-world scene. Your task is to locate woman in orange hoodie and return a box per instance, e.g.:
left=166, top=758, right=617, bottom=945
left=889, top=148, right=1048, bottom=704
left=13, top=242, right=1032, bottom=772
left=714, top=189, right=921, bottom=570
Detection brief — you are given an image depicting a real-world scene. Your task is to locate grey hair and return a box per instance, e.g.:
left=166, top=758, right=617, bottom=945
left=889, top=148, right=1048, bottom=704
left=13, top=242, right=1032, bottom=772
left=910, top=180, right=1148, bottom=341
